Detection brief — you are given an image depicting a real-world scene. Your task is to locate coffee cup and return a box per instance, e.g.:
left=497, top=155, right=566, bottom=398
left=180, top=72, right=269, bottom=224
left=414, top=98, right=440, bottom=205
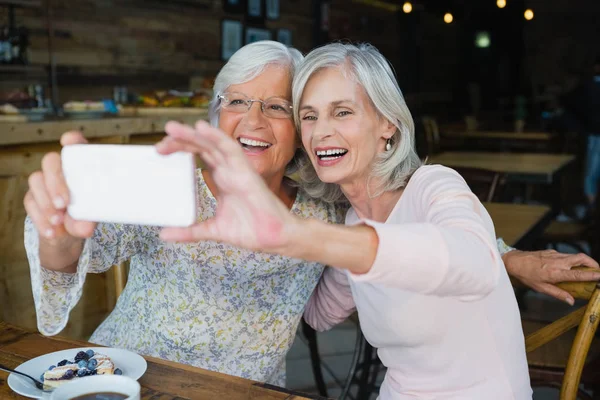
left=49, top=375, right=141, bottom=400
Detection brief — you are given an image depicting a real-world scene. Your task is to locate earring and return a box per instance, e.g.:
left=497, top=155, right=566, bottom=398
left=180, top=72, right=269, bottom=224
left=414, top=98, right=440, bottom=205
left=385, top=138, right=392, bottom=151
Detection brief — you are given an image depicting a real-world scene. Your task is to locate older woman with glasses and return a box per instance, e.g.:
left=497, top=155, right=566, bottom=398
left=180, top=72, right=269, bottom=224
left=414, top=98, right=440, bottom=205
left=23, top=40, right=343, bottom=386
left=24, top=39, right=598, bottom=390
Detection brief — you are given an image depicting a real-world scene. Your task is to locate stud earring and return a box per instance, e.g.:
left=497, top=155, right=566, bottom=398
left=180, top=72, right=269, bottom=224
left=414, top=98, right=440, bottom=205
left=385, top=138, right=392, bottom=151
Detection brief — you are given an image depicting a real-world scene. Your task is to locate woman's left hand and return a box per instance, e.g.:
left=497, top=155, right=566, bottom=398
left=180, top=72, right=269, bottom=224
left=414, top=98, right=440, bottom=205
left=503, top=249, right=600, bottom=305
left=156, top=120, right=296, bottom=253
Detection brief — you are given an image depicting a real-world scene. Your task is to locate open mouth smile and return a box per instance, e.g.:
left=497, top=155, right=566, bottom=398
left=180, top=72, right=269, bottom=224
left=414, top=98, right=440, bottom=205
left=238, top=137, right=272, bottom=154
left=315, top=148, right=348, bottom=166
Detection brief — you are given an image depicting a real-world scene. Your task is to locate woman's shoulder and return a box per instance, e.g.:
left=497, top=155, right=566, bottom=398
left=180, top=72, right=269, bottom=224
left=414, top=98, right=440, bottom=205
left=403, top=164, right=469, bottom=200
left=411, top=164, right=463, bottom=182
left=295, top=185, right=347, bottom=224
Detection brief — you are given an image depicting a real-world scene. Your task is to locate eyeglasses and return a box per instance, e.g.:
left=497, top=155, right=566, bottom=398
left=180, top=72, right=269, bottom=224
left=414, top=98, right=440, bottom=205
left=218, top=92, right=293, bottom=119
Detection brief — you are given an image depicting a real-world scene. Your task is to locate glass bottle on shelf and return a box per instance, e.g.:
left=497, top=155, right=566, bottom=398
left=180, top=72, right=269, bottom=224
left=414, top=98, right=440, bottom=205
left=0, top=26, right=12, bottom=64
left=0, top=26, right=5, bottom=64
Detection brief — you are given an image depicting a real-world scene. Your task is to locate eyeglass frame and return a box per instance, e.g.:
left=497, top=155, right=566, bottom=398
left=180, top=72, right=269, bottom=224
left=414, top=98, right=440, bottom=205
left=217, top=91, right=293, bottom=119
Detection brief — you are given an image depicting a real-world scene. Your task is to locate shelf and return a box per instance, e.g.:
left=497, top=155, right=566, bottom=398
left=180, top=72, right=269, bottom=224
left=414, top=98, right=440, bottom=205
left=0, top=0, right=42, bottom=7
left=0, top=64, right=45, bottom=72
left=0, top=65, right=46, bottom=78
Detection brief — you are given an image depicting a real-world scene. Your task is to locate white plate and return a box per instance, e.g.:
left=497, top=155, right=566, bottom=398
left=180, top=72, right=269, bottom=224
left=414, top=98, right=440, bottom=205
left=7, top=347, right=147, bottom=399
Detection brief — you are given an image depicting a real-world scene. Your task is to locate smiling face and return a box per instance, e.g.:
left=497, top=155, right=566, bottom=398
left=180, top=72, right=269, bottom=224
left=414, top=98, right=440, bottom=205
left=218, top=64, right=297, bottom=180
left=298, top=66, right=396, bottom=187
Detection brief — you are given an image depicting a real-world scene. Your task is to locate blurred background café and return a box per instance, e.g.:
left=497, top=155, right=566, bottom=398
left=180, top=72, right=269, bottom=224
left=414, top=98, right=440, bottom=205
left=0, top=0, right=599, bottom=399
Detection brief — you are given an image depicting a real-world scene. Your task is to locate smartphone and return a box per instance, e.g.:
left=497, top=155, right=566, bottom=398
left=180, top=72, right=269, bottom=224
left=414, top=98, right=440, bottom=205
left=61, top=144, right=197, bottom=227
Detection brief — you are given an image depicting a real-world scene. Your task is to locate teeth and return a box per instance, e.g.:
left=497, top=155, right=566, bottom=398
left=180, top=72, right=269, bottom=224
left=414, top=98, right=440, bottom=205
left=316, top=149, right=347, bottom=156
left=240, top=137, right=271, bottom=147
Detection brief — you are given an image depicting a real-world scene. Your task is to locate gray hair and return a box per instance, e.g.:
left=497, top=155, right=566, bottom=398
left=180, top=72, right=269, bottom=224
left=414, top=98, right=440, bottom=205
left=291, top=42, right=422, bottom=203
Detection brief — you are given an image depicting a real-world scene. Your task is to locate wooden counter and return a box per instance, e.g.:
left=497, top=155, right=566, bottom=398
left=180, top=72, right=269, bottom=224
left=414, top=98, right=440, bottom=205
left=0, top=113, right=209, bottom=342
left=0, top=111, right=208, bottom=146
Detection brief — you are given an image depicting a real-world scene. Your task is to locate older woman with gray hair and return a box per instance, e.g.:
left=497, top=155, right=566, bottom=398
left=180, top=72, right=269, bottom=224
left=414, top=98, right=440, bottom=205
left=156, top=43, right=538, bottom=398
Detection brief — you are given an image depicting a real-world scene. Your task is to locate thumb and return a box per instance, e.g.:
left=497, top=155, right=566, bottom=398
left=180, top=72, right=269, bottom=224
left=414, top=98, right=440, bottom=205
left=60, top=131, right=88, bottom=146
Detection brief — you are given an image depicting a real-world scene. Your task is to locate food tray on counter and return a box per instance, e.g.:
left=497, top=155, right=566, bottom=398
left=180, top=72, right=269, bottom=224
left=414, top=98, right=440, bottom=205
left=118, top=106, right=209, bottom=117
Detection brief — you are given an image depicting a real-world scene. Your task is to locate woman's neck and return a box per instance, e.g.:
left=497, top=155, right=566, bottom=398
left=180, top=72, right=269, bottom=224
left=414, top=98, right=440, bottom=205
left=340, top=177, right=403, bottom=223
left=202, top=169, right=297, bottom=210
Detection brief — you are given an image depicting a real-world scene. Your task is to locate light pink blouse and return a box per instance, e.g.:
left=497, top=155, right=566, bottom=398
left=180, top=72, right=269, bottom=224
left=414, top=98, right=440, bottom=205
left=304, top=165, right=532, bottom=399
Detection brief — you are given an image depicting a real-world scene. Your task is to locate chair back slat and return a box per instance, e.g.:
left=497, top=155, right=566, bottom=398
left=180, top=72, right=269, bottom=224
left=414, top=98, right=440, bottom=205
left=561, top=286, right=600, bottom=400
left=525, top=307, right=586, bottom=353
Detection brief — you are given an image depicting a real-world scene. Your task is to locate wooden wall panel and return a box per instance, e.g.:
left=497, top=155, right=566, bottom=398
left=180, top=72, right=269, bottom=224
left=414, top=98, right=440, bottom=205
left=3, top=0, right=315, bottom=102
left=0, top=134, right=157, bottom=341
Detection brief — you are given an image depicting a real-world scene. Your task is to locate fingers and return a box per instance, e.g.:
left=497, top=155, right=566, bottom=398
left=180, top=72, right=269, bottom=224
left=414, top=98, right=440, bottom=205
left=194, top=120, right=241, bottom=155
left=549, top=268, right=600, bottom=283
left=27, top=171, right=58, bottom=220
left=538, top=283, right=575, bottom=306
left=566, top=253, right=600, bottom=269
left=41, top=152, right=69, bottom=209
left=159, top=121, right=236, bottom=169
left=23, top=190, right=55, bottom=239
left=60, top=131, right=88, bottom=146
left=155, top=136, right=197, bottom=156
left=163, top=121, right=213, bottom=152
left=160, top=221, right=217, bottom=243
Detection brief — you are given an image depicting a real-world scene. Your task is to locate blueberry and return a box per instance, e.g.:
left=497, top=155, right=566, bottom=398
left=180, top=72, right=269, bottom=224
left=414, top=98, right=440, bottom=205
left=85, top=350, right=95, bottom=357
left=77, top=360, right=87, bottom=368
left=74, top=351, right=88, bottom=362
left=39, top=374, right=44, bottom=382
left=48, top=365, right=55, bottom=371
left=63, top=369, right=74, bottom=379
left=57, top=359, right=68, bottom=367
left=77, top=369, right=87, bottom=377
left=91, top=369, right=98, bottom=375
left=87, top=359, right=98, bottom=370
left=114, top=368, right=122, bottom=375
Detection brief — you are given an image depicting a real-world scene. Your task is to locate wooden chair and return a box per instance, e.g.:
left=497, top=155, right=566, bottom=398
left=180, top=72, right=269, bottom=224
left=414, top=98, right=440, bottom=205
left=421, top=116, right=441, bottom=156
left=523, top=270, right=600, bottom=399
left=300, top=320, right=330, bottom=397
left=452, top=166, right=505, bottom=203
left=111, top=261, right=130, bottom=300
left=339, top=327, right=381, bottom=400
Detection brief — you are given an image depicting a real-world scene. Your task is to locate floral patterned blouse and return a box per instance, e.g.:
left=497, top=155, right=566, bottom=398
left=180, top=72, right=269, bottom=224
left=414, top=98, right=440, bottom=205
left=24, top=170, right=343, bottom=386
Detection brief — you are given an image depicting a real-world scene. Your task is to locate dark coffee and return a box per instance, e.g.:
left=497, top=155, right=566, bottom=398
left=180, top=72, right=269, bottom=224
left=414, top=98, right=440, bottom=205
left=70, top=393, right=128, bottom=400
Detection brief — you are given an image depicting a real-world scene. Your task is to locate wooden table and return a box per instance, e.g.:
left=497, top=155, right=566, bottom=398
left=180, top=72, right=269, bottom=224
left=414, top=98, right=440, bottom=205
left=0, top=322, right=323, bottom=400
left=439, top=130, right=561, bottom=153
left=428, top=151, right=575, bottom=184
left=442, top=130, right=555, bottom=141
left=483, top=202, right=552, bottom=248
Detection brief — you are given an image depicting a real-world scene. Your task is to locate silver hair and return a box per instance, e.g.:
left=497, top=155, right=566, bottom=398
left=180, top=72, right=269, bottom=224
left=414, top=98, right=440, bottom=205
left=209, top=40, right=304, bottom=175
left=291, top=42, right=423, bottom=203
